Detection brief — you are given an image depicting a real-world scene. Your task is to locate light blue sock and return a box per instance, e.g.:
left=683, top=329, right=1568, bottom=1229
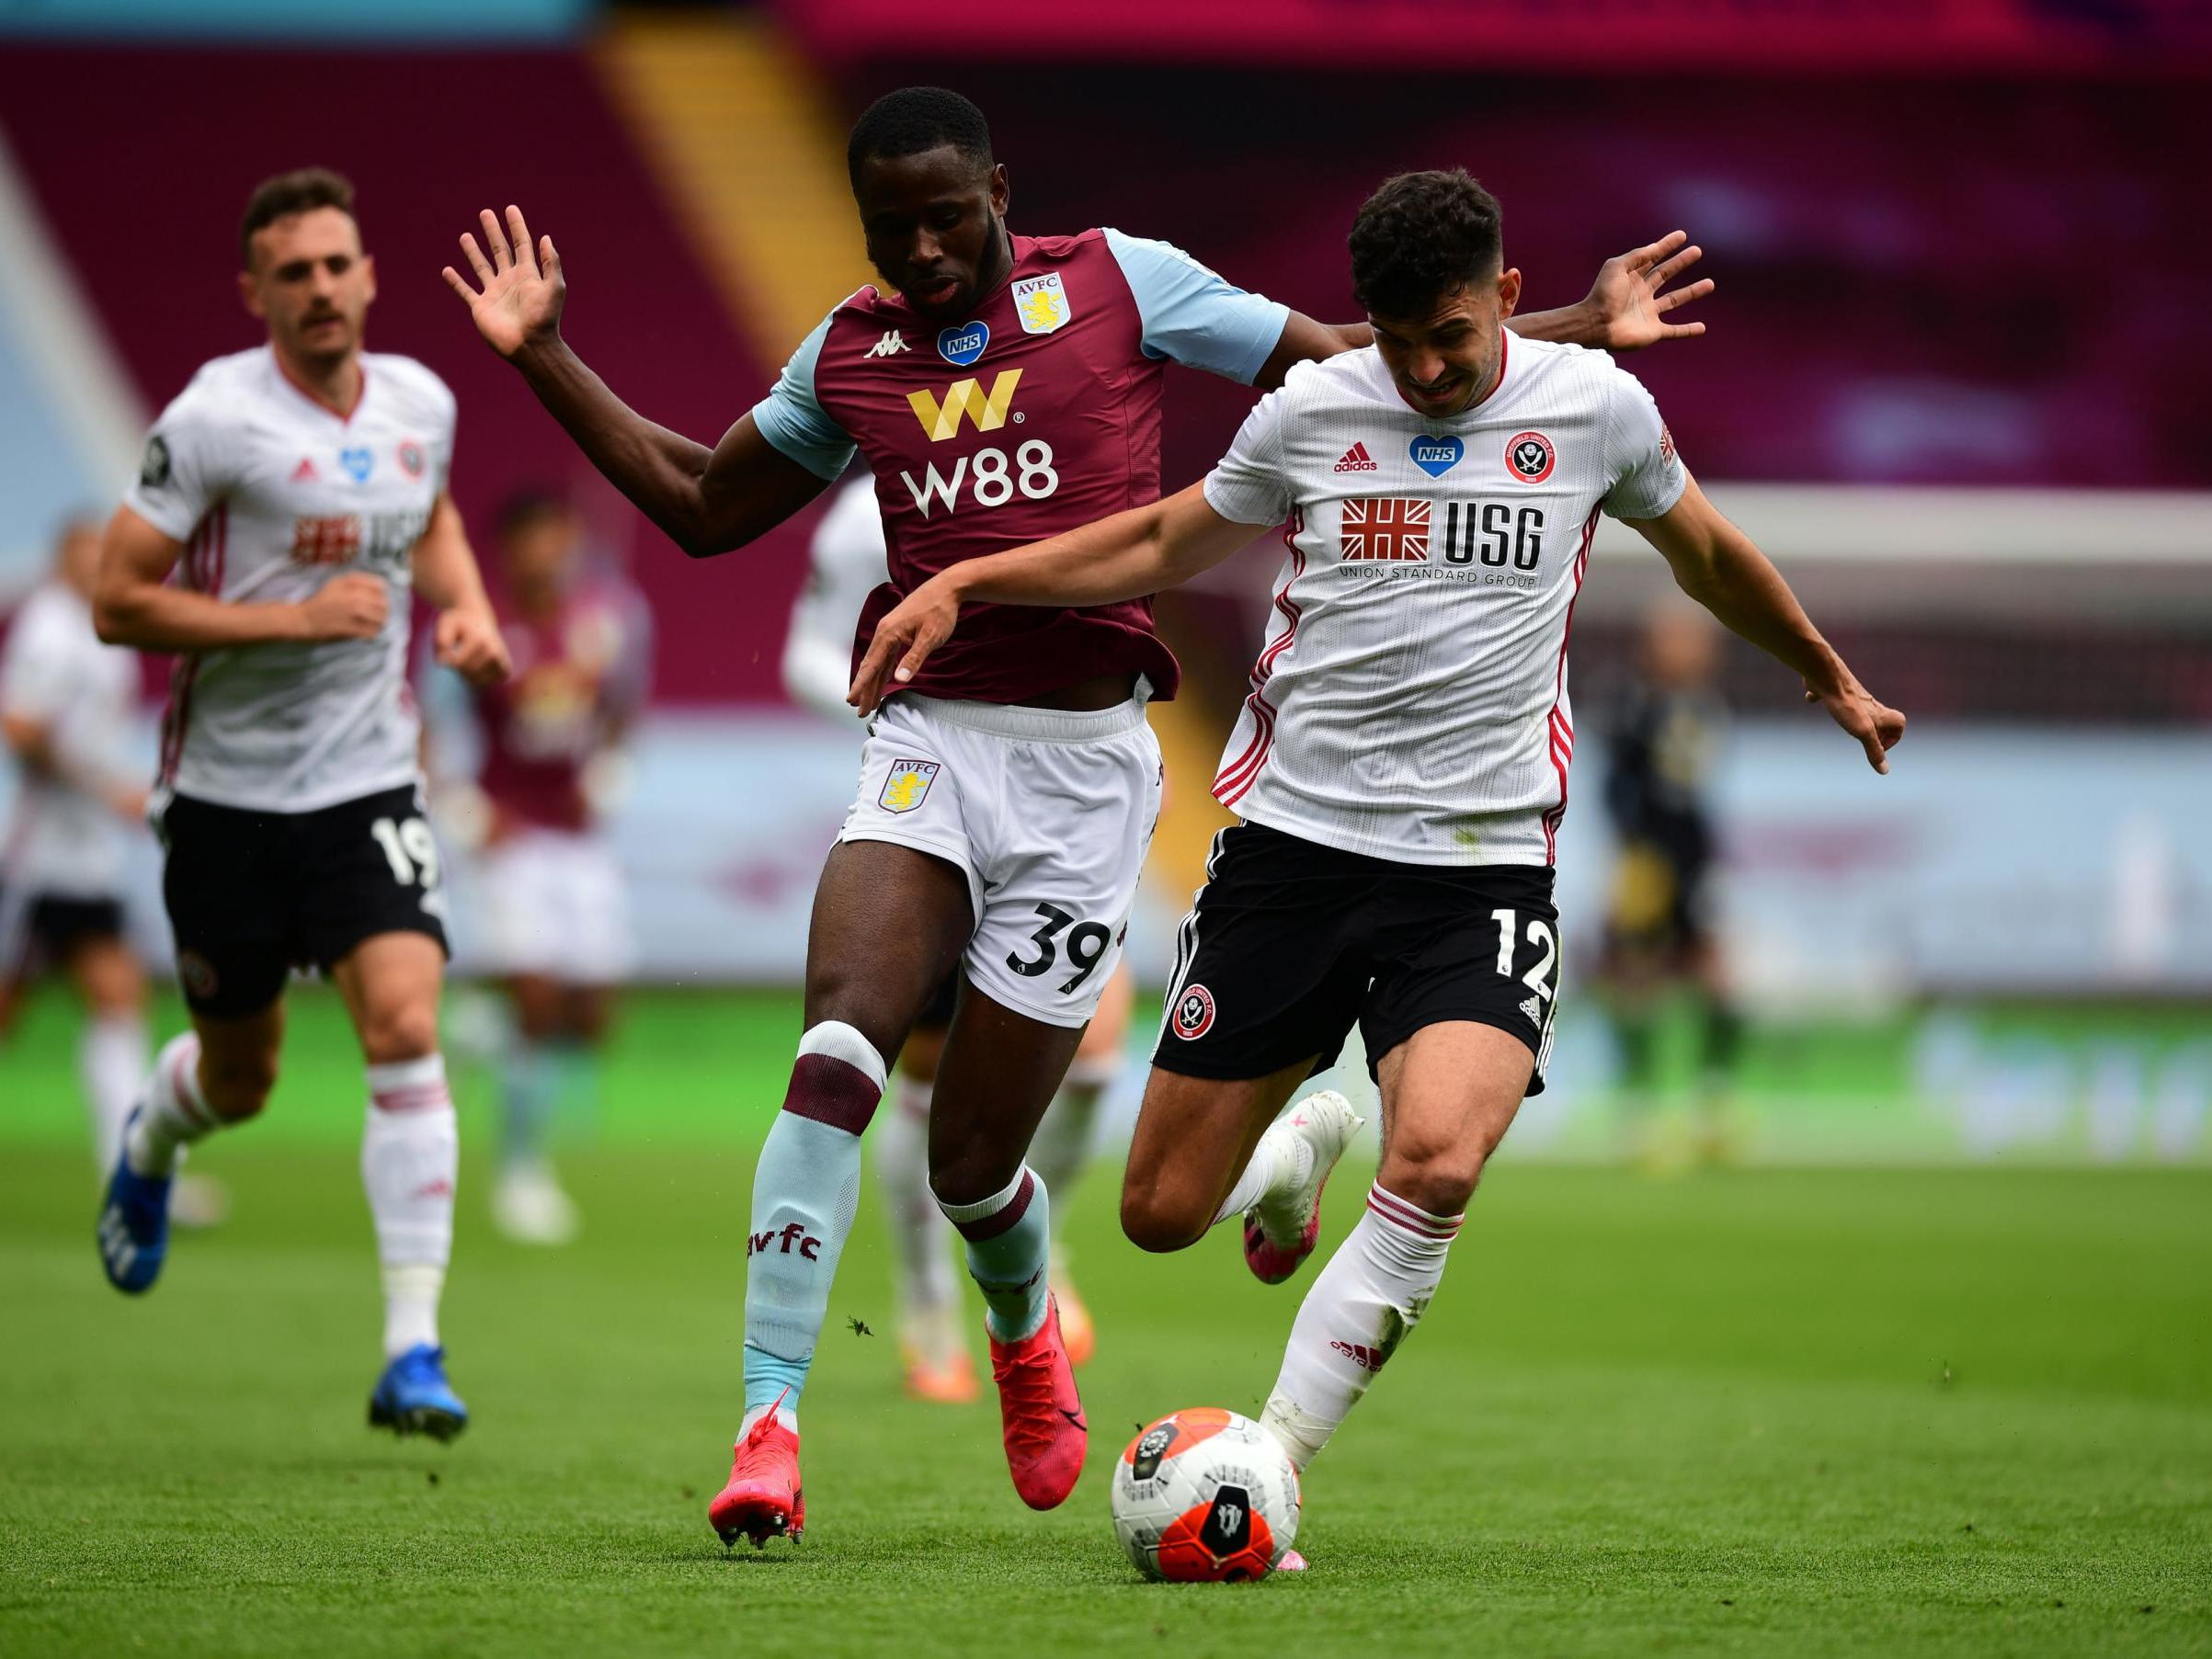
left=500, top=1040, right=560, bottom=1173
left=740, top=1021, right=886, bottom=1426
left=941, top=1166, right=1052, bottom=1343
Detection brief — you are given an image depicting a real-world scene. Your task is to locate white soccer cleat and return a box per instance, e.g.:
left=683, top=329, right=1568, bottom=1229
left=1243, top=1088, right=1364, bottom=1285
left=492, top=1164, right=580, bottom=1245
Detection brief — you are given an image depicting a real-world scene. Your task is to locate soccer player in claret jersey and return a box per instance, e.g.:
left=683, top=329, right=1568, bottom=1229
left=444, top=90, right=1709, bottom=1542
left=437, top=493, right=650, bottom=1244
left=92, top=169, right=510, bottom=1439
left=854, top=169, right=1905, bottom=1548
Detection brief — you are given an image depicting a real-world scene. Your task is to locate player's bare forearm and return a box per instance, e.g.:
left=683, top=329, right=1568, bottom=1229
left=1505, top=302, right=1605, bottom=347
left=410, top=494, right=493, bottom=616
left=958, top=483, right=1250, bottom=608
left=94, top=508, right=310, bottom=651
left=1631, top=479, right=1905, bottom=771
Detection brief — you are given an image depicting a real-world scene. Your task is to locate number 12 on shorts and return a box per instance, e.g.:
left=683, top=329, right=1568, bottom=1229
left=1007, top=902, right=1114, bottom=994
left=1492, top=906, right=1559, bottom=1018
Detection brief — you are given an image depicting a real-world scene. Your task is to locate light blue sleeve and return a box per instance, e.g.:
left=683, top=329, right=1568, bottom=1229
left=749, top=312, right=858, bottom=481
left=1101, top=227, right=1290, bottom=386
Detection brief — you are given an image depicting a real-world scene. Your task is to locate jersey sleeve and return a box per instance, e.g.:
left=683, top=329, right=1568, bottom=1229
left=1601, top=367, right=1689, bottom=521
left=750, top=312, right=857, bottom=482
left=121, top=381, right=234, bottom=541
left=1101, top=228, right=1290, bottom=386
left=1202, top=386, right=1294, bottom=527
left=0, top=597, right=73, bottom=722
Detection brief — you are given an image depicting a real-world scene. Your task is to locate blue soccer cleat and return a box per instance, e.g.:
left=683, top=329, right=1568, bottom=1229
left=96, top=1109, right=172, bottom=1294
left=369, top=1344, right=469, bottom=1442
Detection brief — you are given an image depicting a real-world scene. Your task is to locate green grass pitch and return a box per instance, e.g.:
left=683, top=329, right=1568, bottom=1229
left=2, top=988, right=2207, bottom=1656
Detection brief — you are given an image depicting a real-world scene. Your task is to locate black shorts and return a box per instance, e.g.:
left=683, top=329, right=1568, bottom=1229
left=157, top=783, right=449, bottom=1017
left=1154, top=821, right=1563, bottom=1095
left=0, top=888, right=126, bottom=977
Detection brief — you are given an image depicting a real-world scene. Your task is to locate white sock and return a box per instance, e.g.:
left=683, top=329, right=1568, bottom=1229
left=361, top=1054, right=458, bottom=1358
left=1028, top=1058, right=1111, bottom=1226
left=873, top=1074, right=960, bottom=1327
left=1208, top=1112, right=1315, bottom=1229
left=81, top=1012, right=149, bottom=1173
left=124, top=1033, right=220, bottom=1177
left=1261, top=1183, right=1463, bottom=1470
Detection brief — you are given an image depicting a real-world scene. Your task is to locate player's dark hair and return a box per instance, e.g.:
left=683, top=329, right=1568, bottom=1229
left=239, top=167, right=357, bottom=268
left=846, top=87, right=993, bottom=187
left=496, top=489, right=576, bottom=543
left=1349, top=169, right=1504, bottom=321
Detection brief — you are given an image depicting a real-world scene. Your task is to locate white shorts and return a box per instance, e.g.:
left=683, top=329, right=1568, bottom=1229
left=839, top=692, right=1163, bottom=1028
left=474, top=827, right=633, bottom=983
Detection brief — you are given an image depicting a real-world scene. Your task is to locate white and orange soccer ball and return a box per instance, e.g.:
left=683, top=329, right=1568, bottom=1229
left=1110, top=1408, right=1301, bottom=1582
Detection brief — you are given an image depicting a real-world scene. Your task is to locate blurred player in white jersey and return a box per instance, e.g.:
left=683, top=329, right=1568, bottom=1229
left=787, top=477, right=1123, bottom=1401
left=0, top=521, right=168, bottom=1193
left=90, top=169, right=509, bottom=1441
left=858, top=168, right=1903, bottom=1544
left=432, top=491, right=648, bottom=1244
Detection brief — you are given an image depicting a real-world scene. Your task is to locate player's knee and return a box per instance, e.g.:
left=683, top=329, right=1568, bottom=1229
left=359, top=1003, right=439, bottom=1066
left=200, top=1051, right=278, bottom=1121
left=1382, top=1135, right=1492, bottom=1218
left=1119, top=1179, right=1207, bottom=1254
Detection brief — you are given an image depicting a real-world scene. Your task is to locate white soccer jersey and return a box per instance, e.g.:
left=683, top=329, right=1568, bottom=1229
left=0, top=583, right=140, bottom=895
left=782, top=476, right=887, bottom=722
left=1202, top=335, right=1687, bottom=866
left=123, top=346, right=456, bottom=813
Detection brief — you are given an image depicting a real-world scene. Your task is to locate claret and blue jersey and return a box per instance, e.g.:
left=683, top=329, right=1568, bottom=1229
left=751, top=228, right=1288, bottom=706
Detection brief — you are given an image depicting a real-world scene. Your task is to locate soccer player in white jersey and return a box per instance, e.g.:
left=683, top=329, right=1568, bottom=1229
left=854, top=169, right=1905, bottom=1531
left=1, top=519, right=155, bottom=1183
left=90, top=169, right=510, bottom=1441
left=785, top=478, right=1130, bottom=1401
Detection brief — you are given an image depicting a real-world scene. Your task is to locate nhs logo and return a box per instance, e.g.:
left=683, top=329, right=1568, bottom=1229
left=1409, top=435, right=1464, bottom=478
left=937, top=322, right=989, bottom=367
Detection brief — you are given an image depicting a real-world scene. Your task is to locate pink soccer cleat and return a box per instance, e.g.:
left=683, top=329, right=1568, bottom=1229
left=708, top=1404, right=804, bottom=1547
left=988, top=1294, right=1087, bottom=1510
left=1242, top=1089, right=1364, bottom=1285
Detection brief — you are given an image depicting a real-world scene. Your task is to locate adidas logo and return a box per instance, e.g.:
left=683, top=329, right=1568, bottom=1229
left=1519, top=994, right=1544, bottom=1025
left=1328, top=1339, right=1386, bottom=1372
left=291, top=457, right=318, bottom=482
left=864, top=329, right=911, bottom=358
left=1332, top=441, right=1379, bottom=473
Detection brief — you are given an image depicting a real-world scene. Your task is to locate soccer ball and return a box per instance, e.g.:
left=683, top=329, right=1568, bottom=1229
left=1109, top=1407, right=1301, bottom=1581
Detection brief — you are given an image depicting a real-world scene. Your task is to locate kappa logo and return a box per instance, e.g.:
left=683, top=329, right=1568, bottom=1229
left=1506, top=431, right=1556, bottom=483
left=907, top=369, right=1023, bottom=441
left=865, top=329, right=912, bottom=358
left=1332, top=442, right=1379, bottom=473
left=747, top=1222, right=823, bottom=1262
left=1519, top=994, right=1544, bottom=1025
left=1171, top=983, right=1216, bottom=1040
left=878, top=757, right=941, bottom=813
left=1013, top=272, right=1071, bottom=335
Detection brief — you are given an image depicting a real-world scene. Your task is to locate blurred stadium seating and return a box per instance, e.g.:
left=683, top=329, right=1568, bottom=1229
left=1, top=0, right=2205, bottom=1163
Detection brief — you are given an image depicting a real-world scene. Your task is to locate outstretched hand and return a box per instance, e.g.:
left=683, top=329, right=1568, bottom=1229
left=1583, top=230, right=1714, bottom=351
left=848, top=577, right=963, bottom=716
left=1807, top=674, right=1908, bottom=775
left=442, top=205, right=564, bottom=359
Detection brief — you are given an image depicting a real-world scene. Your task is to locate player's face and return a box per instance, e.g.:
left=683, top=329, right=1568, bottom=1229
left=853, top=148, right=1011, bottom=322
left=502, top=517, right=581, bottom=604
left=1369, top=267, right=1524, bottom=419
left=238, top=207, right=375, bottom=367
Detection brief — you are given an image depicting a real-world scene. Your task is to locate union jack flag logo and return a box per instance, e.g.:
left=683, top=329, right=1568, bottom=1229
left=1340, top=496, right=1431, bottom=562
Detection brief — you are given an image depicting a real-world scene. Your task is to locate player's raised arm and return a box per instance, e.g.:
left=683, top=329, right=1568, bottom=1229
left=94, top=506, right=386, bottom=652
left=1255, top=229, right=1713, bottom=387
left=848, top=483, right=1257, bottom=715
left=1624, top=476, right=1905, bottom=774
left=443, top=205, right=829, bottom=558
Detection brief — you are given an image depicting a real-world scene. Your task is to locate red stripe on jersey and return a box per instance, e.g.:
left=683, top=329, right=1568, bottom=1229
left=1214, top=511, right=1305, bottom=801
left=1540, top=506, right=1602, bottom=865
